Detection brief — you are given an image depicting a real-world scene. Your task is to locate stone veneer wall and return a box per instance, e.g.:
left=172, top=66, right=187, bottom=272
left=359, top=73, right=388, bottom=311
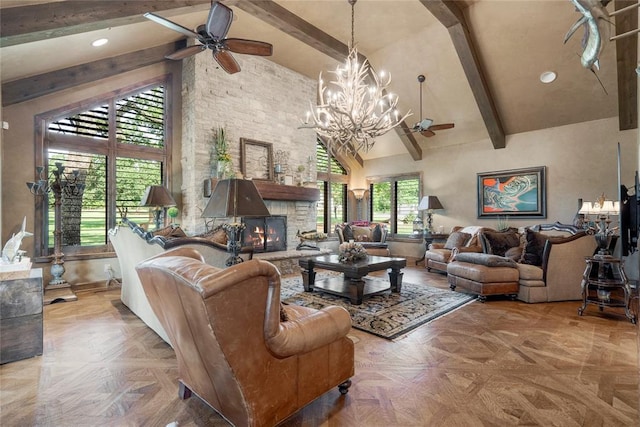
left=181, top=53, right=318, bottom=250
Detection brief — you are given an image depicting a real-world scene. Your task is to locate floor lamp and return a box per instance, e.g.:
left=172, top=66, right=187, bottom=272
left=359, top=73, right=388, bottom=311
left=202, top=179, right=270, bottom=266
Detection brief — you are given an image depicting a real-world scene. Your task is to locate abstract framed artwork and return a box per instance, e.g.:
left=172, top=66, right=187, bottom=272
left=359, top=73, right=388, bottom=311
left=477, top=166, right=546, bottom=218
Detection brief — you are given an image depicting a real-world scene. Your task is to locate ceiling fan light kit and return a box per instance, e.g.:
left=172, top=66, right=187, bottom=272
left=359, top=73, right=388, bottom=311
left=300, top=0, right=410, bottom=155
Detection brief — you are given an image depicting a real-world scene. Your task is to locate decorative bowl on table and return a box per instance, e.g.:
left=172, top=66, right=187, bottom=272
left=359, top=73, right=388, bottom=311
left=338, top=242, right=368, bottom=263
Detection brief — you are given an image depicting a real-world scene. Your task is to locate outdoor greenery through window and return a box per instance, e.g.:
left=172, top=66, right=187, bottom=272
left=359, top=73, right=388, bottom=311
left=369, top=175, right=421, bottom=236
left=38, top=81, right=169, bottom=256
left=316, top=140, right=348, bottom=234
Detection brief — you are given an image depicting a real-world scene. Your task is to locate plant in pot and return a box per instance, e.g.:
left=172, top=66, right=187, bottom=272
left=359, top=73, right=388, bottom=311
left=212, top=127, right=231, bottom=179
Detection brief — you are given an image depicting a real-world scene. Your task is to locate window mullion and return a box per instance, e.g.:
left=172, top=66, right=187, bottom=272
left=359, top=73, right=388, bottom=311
left=106, top=99, right=118, bottom=231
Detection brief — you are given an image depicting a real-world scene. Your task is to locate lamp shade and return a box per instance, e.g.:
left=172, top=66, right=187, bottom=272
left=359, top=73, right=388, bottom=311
left=578, top=201, right=593, bottom=214
left=140, top=185, right=176, bottom=207
left=202, top=179, right=270, bottom=218
left=418, top=196, right=444, bottom=211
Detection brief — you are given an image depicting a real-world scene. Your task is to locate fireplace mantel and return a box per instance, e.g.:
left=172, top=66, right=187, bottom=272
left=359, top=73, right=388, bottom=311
left=205, top=178, right=320, bottom=202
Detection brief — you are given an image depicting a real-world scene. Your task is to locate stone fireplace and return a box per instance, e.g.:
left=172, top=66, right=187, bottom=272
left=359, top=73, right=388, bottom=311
left=243, top=215, right=287, bottom=253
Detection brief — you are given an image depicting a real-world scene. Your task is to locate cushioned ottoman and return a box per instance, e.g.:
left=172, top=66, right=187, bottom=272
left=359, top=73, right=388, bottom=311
left=446, top=253, right=519, bottom=302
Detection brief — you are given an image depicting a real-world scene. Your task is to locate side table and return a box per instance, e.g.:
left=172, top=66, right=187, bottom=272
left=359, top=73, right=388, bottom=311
left=577, top=256, right=636, bottom=324
left=415, top=233, right=449, bottom=266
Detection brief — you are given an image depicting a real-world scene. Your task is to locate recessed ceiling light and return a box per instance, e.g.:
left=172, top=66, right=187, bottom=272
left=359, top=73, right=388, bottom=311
left=91, top=38, right=109, bottom=47
left=540, top=71, right=557, bottom=84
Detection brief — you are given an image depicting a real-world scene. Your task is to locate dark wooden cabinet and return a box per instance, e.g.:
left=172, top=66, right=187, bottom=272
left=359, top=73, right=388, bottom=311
left=0, top=268, right=44, bottom=364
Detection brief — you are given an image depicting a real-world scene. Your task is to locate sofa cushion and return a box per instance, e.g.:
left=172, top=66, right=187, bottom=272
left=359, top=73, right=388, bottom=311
left=519, top=229, right=564, bottom=266
left=342, top=224, right=354, bottom=241
left=516, top=263, right=544, bottom=280
left=480, top=230, right=521, bottom=257
left=455, top=252, right=517, bottom=268
left=444, top=231, right=471, bottom=250
left=351, top=226, right=371, bottom=242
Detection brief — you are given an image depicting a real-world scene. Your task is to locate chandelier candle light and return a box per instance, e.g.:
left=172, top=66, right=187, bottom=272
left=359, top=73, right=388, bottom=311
left=300, top=0, right=410, bottom=155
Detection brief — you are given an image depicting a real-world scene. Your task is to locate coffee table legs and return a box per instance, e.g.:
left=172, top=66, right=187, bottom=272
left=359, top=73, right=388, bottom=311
left=301, top=262, right=315, bottom=292
left=344, top=275, right=366, bottom=305
left=388, top=266, right=404, bottom=293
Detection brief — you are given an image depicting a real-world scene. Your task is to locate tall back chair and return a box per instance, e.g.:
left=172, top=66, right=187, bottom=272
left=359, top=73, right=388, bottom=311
left=135, top=247, right=354, bottom=426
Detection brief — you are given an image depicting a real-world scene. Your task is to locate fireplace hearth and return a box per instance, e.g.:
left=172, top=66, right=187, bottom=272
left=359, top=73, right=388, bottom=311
left=243, top=216, right=287, bottom=253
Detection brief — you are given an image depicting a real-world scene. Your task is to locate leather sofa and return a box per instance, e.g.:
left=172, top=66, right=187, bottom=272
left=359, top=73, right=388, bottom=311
left=335, top=222, right=390, bottom=256
left=447, top=223, right=598, bottom=303
left=108, top=218, right=253, bottom=343
left=136, top=247, right=355, bottom=427
left=424, top=226, right=492, bottom=273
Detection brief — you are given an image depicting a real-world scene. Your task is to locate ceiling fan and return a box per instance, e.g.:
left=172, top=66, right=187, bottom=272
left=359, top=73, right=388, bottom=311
left=408, top=74, right=455, bottom=137
left=144, top=1, right=273, bottom=74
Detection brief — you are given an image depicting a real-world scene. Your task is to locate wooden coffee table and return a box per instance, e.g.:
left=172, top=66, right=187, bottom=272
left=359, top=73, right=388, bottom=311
left=298, top=254, right=407, bottom=305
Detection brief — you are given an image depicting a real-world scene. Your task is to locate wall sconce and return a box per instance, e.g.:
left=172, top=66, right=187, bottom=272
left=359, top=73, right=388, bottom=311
left=351, top=188, right=366, bottom=200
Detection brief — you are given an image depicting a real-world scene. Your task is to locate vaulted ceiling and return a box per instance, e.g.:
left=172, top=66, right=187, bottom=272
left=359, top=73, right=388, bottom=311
left=1, top=0, right=637, bottom=161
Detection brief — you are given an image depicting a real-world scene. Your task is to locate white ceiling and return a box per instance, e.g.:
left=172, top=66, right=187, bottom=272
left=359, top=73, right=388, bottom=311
left=0, top=0, right=626, bottom=160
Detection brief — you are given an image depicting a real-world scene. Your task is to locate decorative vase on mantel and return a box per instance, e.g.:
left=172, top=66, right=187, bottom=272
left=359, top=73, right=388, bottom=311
left=217, top=160, right=229, bottom=179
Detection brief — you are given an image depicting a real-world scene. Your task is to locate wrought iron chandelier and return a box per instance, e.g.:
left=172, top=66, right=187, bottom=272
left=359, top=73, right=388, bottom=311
left=301, top=0, right=410, bottom=155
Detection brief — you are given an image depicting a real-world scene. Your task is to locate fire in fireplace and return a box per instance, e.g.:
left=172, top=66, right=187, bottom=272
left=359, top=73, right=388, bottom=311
left=242, top=216, right=287, bottom=253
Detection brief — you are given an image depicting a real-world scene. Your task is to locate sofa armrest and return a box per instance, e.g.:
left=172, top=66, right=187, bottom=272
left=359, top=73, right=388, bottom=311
left=541, top=233, right=597, bottom=301
left=429, top=242, right=446, bottom=250
left=457, top=246, right=483, bottom=253
left=266, top=306, right=351, bottom=358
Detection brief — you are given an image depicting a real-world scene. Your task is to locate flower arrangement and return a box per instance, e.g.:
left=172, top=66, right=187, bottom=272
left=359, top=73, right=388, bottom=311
left=338, top=241, right=368, bottom=263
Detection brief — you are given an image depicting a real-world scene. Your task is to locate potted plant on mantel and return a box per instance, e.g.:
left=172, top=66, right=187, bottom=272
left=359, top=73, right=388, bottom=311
left=212, top=127, right=231, bottom=179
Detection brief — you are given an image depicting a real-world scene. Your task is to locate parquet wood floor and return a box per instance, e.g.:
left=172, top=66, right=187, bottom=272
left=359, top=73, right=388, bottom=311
left=1, top=261, right=638, bottom=426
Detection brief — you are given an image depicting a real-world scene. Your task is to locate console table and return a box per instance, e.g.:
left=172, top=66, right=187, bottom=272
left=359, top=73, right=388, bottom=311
left=578, top=256, right=636, bottom=324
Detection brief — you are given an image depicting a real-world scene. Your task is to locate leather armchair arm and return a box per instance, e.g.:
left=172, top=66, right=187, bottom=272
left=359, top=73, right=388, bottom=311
left=265, top=306, right=351, bottom=358
left=429, top=242, right=445, bottom=250
left=457, top=246, right=483, bottom=253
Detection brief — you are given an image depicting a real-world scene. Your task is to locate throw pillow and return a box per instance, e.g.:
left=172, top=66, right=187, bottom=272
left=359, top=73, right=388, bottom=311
left=280, top=303, right=289, bottom=322
left=444, top=231, right=471, bottom=250
left=505, top=246, right=523, bottom=261
left=153, top=225, right=187, bottom=238
left=351, top=226, right=370, bottom=241
left=455, top=252, right=517, bottom=268
left=519, top=229, right=564, bottom=266
left=342, top=224, right=354, bottom=242
left=480, top=230, right=521, bottom=257
left=372, top=224, right=383, bottom=242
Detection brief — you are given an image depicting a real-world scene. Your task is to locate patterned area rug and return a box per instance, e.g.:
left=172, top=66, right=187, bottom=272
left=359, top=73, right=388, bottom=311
left=280, top=273, right=476, bottom=340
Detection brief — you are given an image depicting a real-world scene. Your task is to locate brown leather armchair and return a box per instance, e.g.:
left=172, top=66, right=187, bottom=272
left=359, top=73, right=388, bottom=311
left=135, top=247, right=354, bottom=427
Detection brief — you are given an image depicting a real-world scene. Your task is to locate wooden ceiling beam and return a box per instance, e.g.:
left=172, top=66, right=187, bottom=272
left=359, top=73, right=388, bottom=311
left=2, top=42, right=184, bottom=106
left=0, top=0, right=211, bottom=47
left=232, top=0, right=422, bottom=161
left=420, top=0, right=505, bottom=149
left=614, top=0, right=638, bottom=131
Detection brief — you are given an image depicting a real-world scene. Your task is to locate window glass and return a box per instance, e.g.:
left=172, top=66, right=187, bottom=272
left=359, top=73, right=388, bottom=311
left=38, top=82, right=169, bottom=256
left=369, top=175, right=420, bottom=236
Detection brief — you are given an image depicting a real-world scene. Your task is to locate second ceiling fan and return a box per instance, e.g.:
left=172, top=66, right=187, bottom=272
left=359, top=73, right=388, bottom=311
left=144, top=1, right=273, bottom=74
left=409, top=74, right=455, bottom=137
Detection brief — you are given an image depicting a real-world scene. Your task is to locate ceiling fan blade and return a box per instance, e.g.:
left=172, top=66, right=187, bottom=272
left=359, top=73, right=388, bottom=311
left=429, top=123, right=455, bottom=131
left=166, top=44, right=206, bottom=60
left=206, top=1, right=233, bottom=40
left=224, top=39, right=273, bottom=56
left=144, top=12, right=199, bottom=39
left=214, top=50, right=241, bottom=74
left=420, top=129, right=436, bottom=137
